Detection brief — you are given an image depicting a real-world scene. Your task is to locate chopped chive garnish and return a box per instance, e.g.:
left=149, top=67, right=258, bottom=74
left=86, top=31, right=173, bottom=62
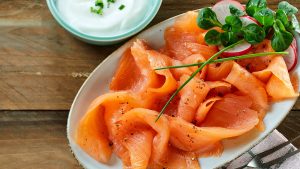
left=119, top=4, right=125, bottom=10
left=107, top=0, right=116, bottom=7
left=95, top=0, right=104, bottom=8
left=154, top=52, right=288, bottom=70
left=90, top=6, right=103, bottom=15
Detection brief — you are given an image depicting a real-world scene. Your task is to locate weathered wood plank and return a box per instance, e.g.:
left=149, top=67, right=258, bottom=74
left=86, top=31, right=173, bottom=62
left=0, top=0, right=299, bottom=110
left=0, top=110, right=299, bottom=169
left=0, top=110, right=81, bottom=169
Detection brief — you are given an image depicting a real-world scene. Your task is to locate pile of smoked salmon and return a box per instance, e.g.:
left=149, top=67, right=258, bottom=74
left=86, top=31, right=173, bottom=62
left=76, top=11, right=299, bottom=169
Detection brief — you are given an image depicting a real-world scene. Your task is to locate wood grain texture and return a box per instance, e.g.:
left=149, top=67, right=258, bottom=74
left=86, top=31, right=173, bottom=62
left=0, top=0, right=299, bottom=110
left=0, top=110, right=81, bottom=169
left=0, top=110, right=299, bottom=169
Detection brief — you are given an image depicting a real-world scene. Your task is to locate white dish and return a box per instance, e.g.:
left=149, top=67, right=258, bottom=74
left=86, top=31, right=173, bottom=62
left=67, top=10, right=300, bottom=169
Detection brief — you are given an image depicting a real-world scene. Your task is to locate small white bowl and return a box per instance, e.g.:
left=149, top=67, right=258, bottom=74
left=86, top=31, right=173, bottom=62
left=46, top=0, right=162, bottom=45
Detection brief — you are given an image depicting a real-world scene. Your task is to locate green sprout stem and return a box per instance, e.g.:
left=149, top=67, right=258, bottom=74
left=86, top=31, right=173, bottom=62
left=155, top=40, right=245, bottom=122
left=155, top=52, right=288, bottom=70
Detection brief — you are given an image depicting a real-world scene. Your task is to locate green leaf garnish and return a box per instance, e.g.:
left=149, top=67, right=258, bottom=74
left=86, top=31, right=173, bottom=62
left=229, top=4, right=245, bottom=17
left=220, top=31, right=239, bottom=47
left=271, top=19, right=293, bottom=52
left=276, top=9, right=291, bottom=29
left=246, top=0, right=267, bottom=17
left=204, top=29, right=221, bottom=45
left=253, top=8, right=274, bottom=28
left=278, top=1, right=298, bottom=16
left=197, top=8, right=222, bottom=29
left=223, top=15, right=243, bottom=32
left=242, top=23, right=266, bottom=44
left=291, top=14, right=300, bottom=34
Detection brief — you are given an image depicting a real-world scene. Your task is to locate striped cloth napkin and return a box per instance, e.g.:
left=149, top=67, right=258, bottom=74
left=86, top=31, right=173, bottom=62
left=221, top=130, right=300, bottom=169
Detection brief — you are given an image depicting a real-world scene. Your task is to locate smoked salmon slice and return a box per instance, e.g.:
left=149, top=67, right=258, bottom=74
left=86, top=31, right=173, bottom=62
left=195, top=97, right=222, bottom=124
left=131, top=40, right=177, bottom=98
left=110, top=49, right=142, bottom=91
left=182, top=54, right=208, bottom=79
left=122, top=129, right=154, bottom=169
left=178, top=75, right=210, bottom=122
left=169, top=94, right=258, bottom=152
left=168, top=107, right=258, bottom=152
left=253, top=56, right=299, bottom=100
left=164, top=12, right=217, bottom=60
left=76, top=92, right=143, bottom=164
left=237, top=40, right=273, bottom=72
left=207, top=61, right=234, bottom=81
left=115, top=108, right=170, bottom=166
left=225, top=62, right=268, bottom=130
left=173, top=11, right=205, bottom=34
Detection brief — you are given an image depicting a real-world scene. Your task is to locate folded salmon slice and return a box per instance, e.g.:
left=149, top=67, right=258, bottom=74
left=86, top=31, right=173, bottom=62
left=173, top=11, right=205, bottom=34
left=253, top=56, right=299, bottom=100
left=123, top=129, right=154, bottom=169
left=115, top=108, right=170, bottom=167
left=111, top=40, right=177, bottom=108
left=170, top=54, right=208, bottom=80
left=207, top=61, right=234, bottom=81
left=147, top=146, right=200, bottom=169
left=206, top=81, right=232, bottom=97
left=76, top=92, right=143, bottom=164
left=76, top=105, right=111, bottom=163
left=110, top=49, right=143, bottom=91
left=131, top=40, right=177, bottom=98
left=170, top=59, right=193, bottom=80
left=178, top=75, right=210, bottom=122
left=195, top=97, right=222, bottom=124
left=225, top=62, right=268, bottom=130
left=164, top=12, right=217, bottom=60
left=169, top=94, right=258, bottom=152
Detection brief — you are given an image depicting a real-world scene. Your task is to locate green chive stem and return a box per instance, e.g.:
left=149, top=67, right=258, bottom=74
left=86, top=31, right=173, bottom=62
left=155, top=40, right=244, bottom=122
left=155, top=52, right=288, bottom=70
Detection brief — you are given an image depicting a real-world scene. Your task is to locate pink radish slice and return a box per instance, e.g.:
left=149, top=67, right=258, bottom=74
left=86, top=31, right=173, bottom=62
left=240, top=16, right=259, bottom=26
left=284, top=44, right=298, bottom=71
left=219, top=41, right=252, bottom=57
left=212, top=0, right=244, bottom=24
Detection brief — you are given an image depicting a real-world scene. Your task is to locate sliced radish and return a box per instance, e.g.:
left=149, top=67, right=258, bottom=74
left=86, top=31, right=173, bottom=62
left=212, top=0, right=245, bottom=24
left=240, top=16, right=259, bottom=26
left=284, top=44, right=298, bottom=71
left=219, top=41, right=252, bottom=57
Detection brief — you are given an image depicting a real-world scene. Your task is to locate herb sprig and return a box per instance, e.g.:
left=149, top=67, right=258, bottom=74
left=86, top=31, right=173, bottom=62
left=198, top=8, right=265, bottom=47
left=197, top=0, right=299, bottom=52
left=246, top=0, right=299, bottom=51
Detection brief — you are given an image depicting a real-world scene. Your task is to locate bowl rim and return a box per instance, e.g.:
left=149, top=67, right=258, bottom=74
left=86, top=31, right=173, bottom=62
left=46, top=0, right=162, bottom=42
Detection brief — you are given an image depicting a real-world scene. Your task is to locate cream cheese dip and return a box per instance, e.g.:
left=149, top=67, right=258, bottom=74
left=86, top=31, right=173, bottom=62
left=57, top=0, right=149, bottom=37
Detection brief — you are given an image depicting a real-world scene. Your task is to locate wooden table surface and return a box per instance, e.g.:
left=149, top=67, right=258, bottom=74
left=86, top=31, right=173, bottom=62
left=0, top=0, right=299, bottom=168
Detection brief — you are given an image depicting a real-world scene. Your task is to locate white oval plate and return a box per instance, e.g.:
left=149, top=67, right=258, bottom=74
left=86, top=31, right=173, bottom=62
left=67, top=11, right=300, bottom=169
